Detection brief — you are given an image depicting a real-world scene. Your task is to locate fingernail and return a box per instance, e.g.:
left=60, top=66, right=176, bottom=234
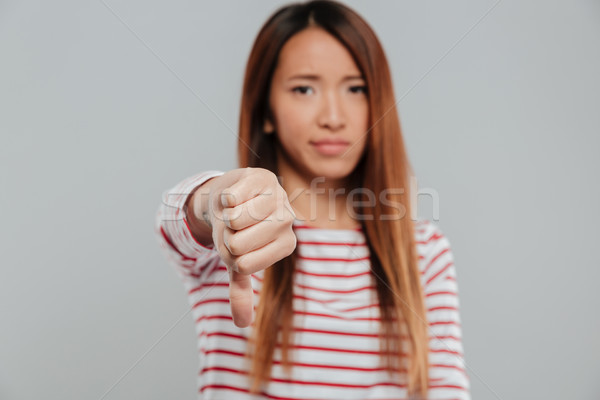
left=221, top=193, right=230, bottom=207
left=222, top=211, right=231, bottom=228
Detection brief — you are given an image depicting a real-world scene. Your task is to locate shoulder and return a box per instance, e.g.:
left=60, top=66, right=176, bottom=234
left=414, top=218, right=451, bottom=253
left=414, top=219, right=457, bottom=287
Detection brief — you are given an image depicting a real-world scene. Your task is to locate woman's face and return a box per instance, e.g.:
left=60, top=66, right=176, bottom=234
left=266, top=26, right=369, bottom=184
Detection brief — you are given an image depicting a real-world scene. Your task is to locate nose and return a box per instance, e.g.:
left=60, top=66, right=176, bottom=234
left=317, top=90, right=346, bottom=131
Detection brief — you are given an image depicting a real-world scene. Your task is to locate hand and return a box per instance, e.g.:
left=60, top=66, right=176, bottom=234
left=202, top=168, right=297, bottom=328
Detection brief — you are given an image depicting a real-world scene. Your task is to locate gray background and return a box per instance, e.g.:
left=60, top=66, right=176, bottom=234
left=1, top=0, right=599, bottom=399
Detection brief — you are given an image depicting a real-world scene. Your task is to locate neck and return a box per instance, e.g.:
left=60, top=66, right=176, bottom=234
left=275, top=148, right=360, bottom=230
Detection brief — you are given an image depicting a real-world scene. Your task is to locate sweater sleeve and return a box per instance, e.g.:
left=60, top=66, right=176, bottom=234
left=420, top=221, right=471, bottom=400
left=154, top=170, right=226, bottom=281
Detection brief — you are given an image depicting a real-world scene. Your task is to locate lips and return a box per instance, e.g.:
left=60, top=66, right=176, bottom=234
left=310, top=139, right=350, bottom=145
left=310, top=139, right=351, bottom=156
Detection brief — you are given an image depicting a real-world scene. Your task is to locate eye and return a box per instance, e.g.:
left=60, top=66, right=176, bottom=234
left=350, top=85, right=368, bottom=94
left=291, top=86, right=313, bottom=95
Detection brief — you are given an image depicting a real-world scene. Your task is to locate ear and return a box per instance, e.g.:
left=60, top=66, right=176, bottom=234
left=263, top=118, right=274, bottom=134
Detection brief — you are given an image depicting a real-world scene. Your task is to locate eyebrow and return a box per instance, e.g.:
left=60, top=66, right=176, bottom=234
left=287, top=74, right=365, bottom=82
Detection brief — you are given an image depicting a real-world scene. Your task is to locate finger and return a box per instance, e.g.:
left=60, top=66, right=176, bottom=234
left=223, top=216, right=289, bottom=257
left=220, top=192, right=277, bottom=231
left=220, top=176, right=270, bottom=209
left=232, top=232, right=297, bottom=275
left=228, top=269, right=254, bottom=328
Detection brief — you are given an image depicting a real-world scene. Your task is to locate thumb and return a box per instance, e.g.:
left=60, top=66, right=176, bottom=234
left=228, top=269, right=254, bottom=328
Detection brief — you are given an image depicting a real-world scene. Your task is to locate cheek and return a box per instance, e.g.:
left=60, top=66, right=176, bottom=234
left=350, top=102, right=370, bottom=137
left=276, top=101, right=313, bottom=140
left=353, top=99, right=370, bottom=123
left=350, top=102, right=370, bottom=156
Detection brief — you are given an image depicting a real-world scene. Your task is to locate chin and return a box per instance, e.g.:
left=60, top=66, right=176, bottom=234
left=309, top=161, right=358, bottom=181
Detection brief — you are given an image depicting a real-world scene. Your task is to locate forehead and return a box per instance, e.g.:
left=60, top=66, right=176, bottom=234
left=274, top=27, right=361, bottom=79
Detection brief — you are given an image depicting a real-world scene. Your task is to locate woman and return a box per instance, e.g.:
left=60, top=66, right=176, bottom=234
left=155, top=1, right=470, bottom=399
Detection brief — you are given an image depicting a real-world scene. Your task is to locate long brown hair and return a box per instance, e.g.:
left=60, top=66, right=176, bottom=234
left=237, top=1, right=429, bottom=398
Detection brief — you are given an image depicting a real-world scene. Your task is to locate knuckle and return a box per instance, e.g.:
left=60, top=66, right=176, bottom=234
left=218, top=244, right=235, bottom=266
left=241, top=167, right=254, bottom=177
left=263, top=170, right=278, bottom=187
left=284, top=210, right=295, bottom=224
left=225, top=206, right=245, bottom=229
left=234, top=255, right=250, bottom=274
left=287, top=233, right=297, bottom=252
left=226, top=215, right=241, bottom=231
left=230, top=258, right=242, bottom=274
left=260, top=167, right=274, bottom=178
left=276, top=186, right=286, bottom=199
left=220, top=188, right=234, bottom=201
left=220, top=210, right=231, bottom=228
left=275, top=208, right=294, bottom=226
left=274, top=194, right=286, bottom=210
left=227, top=234, right=244, bottom=255
left=227, top=262, right=238, bottom=274
left=217, top=242, right=228, bottom=258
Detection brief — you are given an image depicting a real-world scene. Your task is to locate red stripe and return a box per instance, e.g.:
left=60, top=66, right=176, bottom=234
left=425, top=290, right=457, bottom=298
left=199, top=352, right=407, bottom=373
left=423, top=247, right=450, bottom=276
left=288, top=344, right=401, bottom=355
left=204, top=265, right=373, bottom=280
left=191, top=276, right=456, bottom=297
left=297, top=254, right=371, bottom=262
left=294, top=310, right=380, bottom=321
left=428, top=305, right=459, bottom=312
left=197, top=332, right=466, bottom=361
left=429, top=320, right=461, bottom=328
left=189, top=278, right=376, bottom=300
left=196, top=314, right=235, bottom=323
left=251, top=270, right=372, bottom=283
left=430, top=363, right=468, bottom=376
left=430, top=348, right=464, bottom=357
left=341, top=303, right=379, bottom=312
left=198, top=330, right=461, bottom=346
left=293, top=327, right=381, bottom=338
left=192, top=294, right=376, bottom=311
left=159, top=226, right=196, bottom=262
left=189, top=281, right=229, bottom=295
left=200, top=365, right=468, bottom=391
left=297, top=240, right=366, bottom=246
left=292, top=294, right=339, bottom=304
left=181, top=216, right=214, bottom=250
left=293, top=224, right=363, bottom=232
left=200, top=364, right=464, bottom=386
left=295, top=269, right=371, bottom=278
left=200, top=364, right=408, bottom=389
left=195, top=312, right=459, bottom=329
left=428, top=384, right=469, bottom=390
left=416, top=231, right=444, bottom=246
left=199, top=384, right=467, bottom=400
left=199, top=330, right=246, bottom=340
left=430, top=334, right=463, bottom=342
left=295, top=282, right=376, bottom=294
left=295, top=304, right=458, bottom=317
left=426, top=261, right=454, bottom=285
left=198, top=330, right=395, bottom=353
left=192, top=298, right=230, bottom=308
left=199, top=384, right=322, bottom=400
left=192, top=298, right=457, bottom=319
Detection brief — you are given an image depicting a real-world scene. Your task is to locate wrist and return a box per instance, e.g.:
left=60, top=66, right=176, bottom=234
left=185, top=177, right=220, bottom=245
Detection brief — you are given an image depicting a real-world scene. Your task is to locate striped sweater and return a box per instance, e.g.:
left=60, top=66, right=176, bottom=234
left=155, top=170, right=470, bottom=400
